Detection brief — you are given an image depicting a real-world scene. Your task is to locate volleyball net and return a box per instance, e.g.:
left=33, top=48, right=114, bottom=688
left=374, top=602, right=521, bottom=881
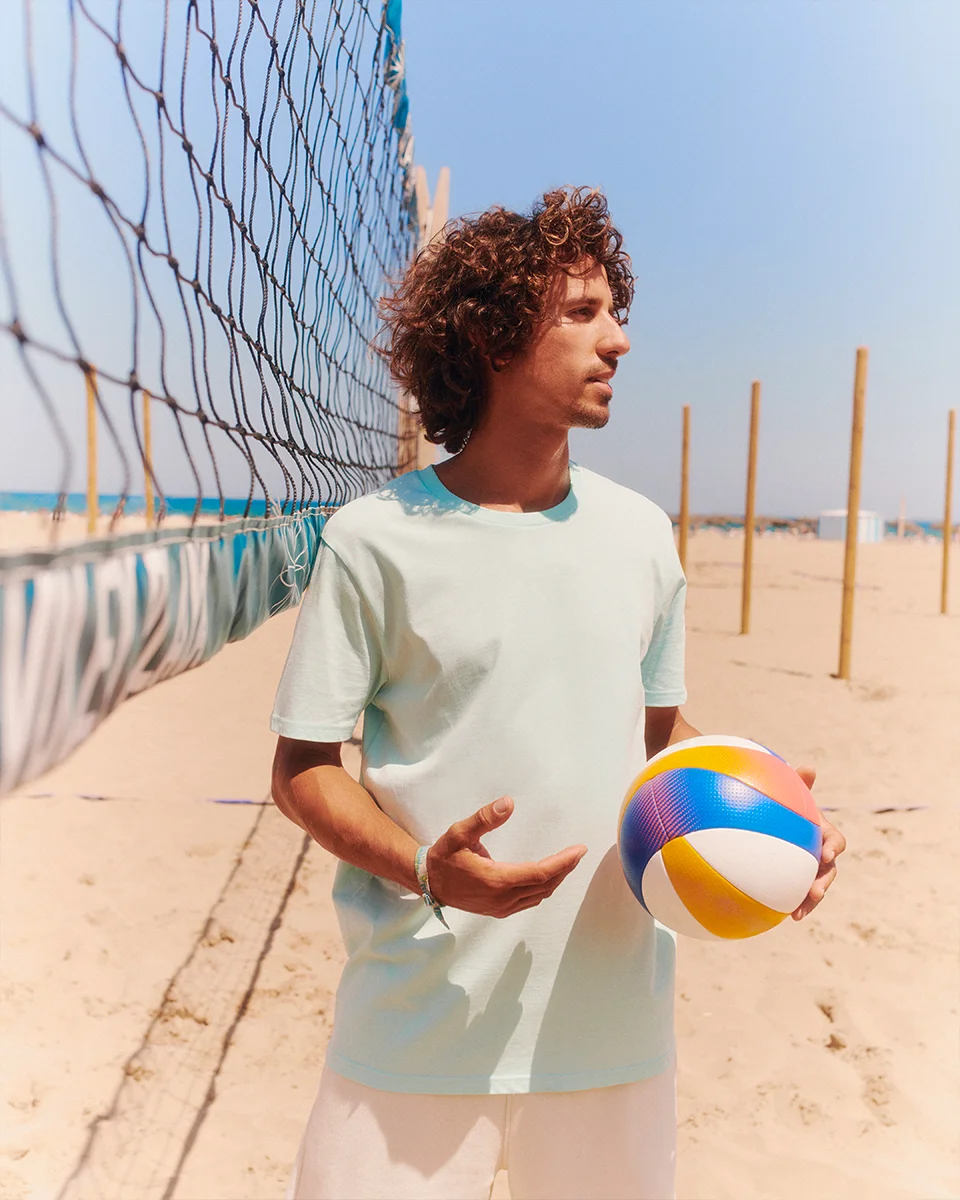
left=0, top=0, right=422, bottom=793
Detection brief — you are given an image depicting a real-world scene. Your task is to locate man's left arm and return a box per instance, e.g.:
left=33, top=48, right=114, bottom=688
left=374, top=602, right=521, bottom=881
left=644, top=704, right=700, bottom=760
left=643, top=706, right=846, bottom=920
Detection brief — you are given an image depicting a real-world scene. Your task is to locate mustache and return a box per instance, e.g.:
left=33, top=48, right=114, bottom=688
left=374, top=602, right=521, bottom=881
left=585, top=362, right=618, bottom=382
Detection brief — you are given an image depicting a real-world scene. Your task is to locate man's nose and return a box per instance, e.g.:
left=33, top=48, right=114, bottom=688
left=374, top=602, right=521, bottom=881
left=600, top=314, right=630, bottom=359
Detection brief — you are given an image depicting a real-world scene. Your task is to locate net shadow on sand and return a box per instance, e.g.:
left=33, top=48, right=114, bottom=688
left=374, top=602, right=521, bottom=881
left=56, top=801, right=309, bottom=1200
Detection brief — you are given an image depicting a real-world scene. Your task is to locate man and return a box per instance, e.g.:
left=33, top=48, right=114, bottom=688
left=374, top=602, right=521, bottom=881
left=271, top=187, right=845, bottom=1200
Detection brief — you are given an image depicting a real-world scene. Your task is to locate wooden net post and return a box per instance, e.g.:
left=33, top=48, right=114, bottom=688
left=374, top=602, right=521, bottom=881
left=942, top=408, right=956, bottom=615
left=143, top=389, right=155, bottom=527
left=85, top=366, right=98, bottom=535
left=397, top=166, right=450, bottom=475
left=740, top=381, right=761, bottom=635
left=429, top=167, right=450, bottom=242
left=415, top=166, right=450, bottom=472
left=678, top=404, right=690, bottom=572
left=837, top=348, right=868, bottom=679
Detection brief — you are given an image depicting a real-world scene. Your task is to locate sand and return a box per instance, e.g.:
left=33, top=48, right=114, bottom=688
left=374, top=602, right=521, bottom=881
left=0, top=510, right=200, bottom=553
left=1, top=529, right=958, bottom=1200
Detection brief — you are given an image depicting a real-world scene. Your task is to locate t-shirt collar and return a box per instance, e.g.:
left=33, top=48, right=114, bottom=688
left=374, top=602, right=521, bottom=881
left=417, top=463, right=580, bottom=527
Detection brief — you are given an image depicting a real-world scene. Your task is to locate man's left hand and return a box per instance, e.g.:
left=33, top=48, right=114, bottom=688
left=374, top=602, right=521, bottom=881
left=791, top=766, right=846, bottom=920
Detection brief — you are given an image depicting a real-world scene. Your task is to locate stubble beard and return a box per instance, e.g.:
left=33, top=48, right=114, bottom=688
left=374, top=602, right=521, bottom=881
left=568, top=398, right=611, bottom=430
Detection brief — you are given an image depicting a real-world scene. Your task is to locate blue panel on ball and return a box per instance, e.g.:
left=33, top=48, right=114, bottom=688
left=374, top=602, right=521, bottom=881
left=619, top=795, right=669, bottom=905
left=619, top=767, right=821, bottom=908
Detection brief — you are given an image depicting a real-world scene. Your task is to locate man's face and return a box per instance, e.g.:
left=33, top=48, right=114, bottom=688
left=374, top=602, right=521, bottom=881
left=495, top=259, right=631, bottom=431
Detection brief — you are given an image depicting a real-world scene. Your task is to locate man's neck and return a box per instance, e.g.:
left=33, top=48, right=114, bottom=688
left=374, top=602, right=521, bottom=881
left=433, top=422, right=572, bottom=514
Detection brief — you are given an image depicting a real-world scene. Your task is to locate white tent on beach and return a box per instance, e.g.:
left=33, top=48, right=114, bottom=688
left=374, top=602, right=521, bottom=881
left=817, top=509, right=885, bottom=542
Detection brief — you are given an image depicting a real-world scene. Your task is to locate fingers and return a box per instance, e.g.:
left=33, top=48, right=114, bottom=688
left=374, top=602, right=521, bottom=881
left=493, top=886, right=565, bottom=917
left=500, top=893, right=553, bottom=916
left=791, top=858, right=839, bottom=920
left=509, top=879, right=570, bottom=903
left=498, top=857, right=592, bottom=916
left=441, top=796, right=514, bottom=851
left=790, top=774, right=845, bottom=921
left=819, top=817, right=846, bottom=861
left=494, top=845, right=587, bottom=890
left=508, top=862, right=584, bottom=902
left=537, top=845, right=589, bottom=876
left=430, top=797, right=588, bottom=917
left=429, top=845, right=587, bottom=918
left=792, top=879, right=835, bottom=919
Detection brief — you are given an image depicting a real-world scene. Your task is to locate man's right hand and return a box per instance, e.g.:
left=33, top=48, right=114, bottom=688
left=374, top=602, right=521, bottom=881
left=426, top=796, right=587, bottom=918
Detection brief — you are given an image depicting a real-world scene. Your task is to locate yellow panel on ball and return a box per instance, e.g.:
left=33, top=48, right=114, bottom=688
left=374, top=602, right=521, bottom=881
left=660, top=835, right=789, bottom=939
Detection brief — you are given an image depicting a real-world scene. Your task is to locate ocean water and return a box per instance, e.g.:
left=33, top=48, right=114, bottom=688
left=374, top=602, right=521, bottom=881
left=0, top=492, right=329, bottom=518
left=0, top=493, right=949, bottom=538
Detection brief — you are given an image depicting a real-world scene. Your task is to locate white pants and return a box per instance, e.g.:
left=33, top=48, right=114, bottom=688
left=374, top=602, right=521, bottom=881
left=286, top=1063, right=676, bottom=1200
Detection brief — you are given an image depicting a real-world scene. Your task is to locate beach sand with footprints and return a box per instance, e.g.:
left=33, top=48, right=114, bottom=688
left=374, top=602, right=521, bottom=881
left=1, top=529, right=957, bottom=1199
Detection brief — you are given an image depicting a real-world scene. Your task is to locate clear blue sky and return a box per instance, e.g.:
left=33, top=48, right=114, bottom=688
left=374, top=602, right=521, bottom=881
left=1, top=2, right=956, bottom=519
left=403, top=0, right=959, bottom=519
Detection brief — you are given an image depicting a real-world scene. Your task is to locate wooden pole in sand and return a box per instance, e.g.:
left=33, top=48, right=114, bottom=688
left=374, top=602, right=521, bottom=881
left=142, top=390, right=155, bottom=527
left=679, top=404, right=690, bottom=572
left=85, top=366, right=98, bottom=535
left=837, top=347, right=868, bottom=679
left=740, top=381, right=761, bottom=634
left=942, top=408, right=956, bottom=615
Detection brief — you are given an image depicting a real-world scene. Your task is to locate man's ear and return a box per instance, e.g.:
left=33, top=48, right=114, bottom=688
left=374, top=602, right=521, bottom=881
left=460, top=310, right=510, bottom=373
left=468, top=334, right=505, bottom=373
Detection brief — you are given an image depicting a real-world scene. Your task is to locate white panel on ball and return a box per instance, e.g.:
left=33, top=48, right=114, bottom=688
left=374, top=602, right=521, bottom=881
left=682, top=827, right=820, bottom=914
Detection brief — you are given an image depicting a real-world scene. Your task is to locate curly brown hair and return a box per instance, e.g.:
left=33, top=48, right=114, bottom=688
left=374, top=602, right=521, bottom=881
left=378, top=187, right=634, bottom=454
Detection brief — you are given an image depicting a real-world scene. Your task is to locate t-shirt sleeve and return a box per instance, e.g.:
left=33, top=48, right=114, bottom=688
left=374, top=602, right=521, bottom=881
left=270, top=539, right=384, bottom=742
left=641, top=567, right=688, bottom=708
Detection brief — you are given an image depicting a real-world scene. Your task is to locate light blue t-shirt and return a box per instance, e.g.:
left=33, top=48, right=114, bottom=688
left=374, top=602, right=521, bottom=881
left=271, top=462, right=687, bottom=1094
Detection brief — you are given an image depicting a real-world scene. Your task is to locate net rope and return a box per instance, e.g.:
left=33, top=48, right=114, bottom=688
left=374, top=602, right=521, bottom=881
left=0, top=0, right=416, bottom=524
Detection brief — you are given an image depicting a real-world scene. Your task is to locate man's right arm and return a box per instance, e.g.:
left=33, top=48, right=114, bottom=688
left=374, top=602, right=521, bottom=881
left=271, top=735, right=586, bottom=918
left=272, top=736, right=421, bottom=891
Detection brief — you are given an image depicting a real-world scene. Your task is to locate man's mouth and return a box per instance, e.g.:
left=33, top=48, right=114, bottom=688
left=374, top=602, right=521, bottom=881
left=587, top=371, right=615, bottom=397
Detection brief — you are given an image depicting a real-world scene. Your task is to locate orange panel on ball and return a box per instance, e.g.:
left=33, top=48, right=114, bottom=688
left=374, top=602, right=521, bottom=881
left=634, top=746, right=819, bottom=823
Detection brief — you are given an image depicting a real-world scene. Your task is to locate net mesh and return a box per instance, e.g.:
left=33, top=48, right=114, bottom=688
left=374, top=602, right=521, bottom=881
left=0, top=0, right=416, bottom=524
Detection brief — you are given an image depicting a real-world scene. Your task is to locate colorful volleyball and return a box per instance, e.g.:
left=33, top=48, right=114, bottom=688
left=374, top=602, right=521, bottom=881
left=618, top=735, right=822, bottom=940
